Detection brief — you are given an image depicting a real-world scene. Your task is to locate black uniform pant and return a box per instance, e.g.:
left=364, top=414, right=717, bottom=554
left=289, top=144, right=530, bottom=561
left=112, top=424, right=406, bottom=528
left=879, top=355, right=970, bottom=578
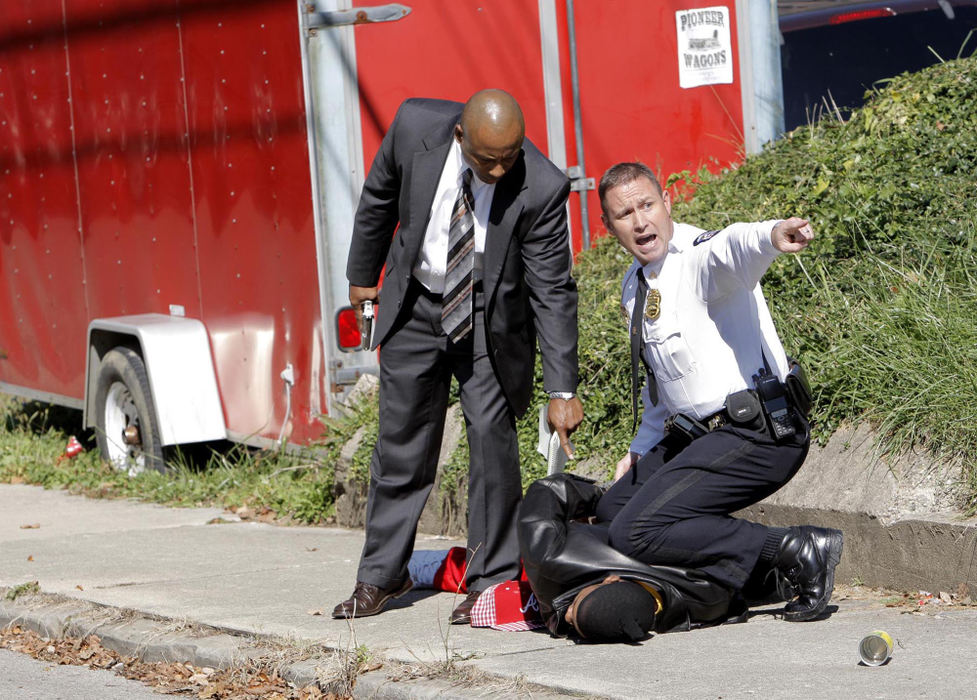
left=595, top=422, right=809, bottom=590
left=356, top=279, right=522, bottom=593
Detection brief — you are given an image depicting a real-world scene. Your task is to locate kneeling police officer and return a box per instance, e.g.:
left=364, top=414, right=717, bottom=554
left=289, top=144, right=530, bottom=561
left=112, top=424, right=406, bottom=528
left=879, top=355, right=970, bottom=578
left=518, top=162, right=842, bottom=642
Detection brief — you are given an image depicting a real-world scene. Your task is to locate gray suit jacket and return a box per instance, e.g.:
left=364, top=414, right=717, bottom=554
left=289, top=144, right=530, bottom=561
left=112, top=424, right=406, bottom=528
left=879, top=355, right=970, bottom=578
left=346, top=98, right=578, bottom=416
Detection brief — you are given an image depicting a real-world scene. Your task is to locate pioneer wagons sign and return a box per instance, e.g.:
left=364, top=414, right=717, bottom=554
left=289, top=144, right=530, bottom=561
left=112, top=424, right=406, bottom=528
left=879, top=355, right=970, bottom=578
left=675, top=6, right=733, bottom=88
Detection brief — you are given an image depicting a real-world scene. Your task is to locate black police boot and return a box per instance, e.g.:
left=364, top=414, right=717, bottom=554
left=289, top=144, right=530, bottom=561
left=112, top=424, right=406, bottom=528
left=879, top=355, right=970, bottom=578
left=773, top=526, right=844, bottom=622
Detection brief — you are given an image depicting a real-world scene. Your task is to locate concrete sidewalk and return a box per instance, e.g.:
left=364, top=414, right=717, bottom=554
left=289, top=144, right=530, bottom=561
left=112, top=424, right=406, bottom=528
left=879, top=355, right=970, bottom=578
left=1, top=483, right=974, bottom=698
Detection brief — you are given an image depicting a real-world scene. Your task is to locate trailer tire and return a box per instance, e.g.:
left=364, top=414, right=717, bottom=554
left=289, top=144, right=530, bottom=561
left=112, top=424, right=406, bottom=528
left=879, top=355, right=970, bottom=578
left=94, top=347, right=167, bottom=475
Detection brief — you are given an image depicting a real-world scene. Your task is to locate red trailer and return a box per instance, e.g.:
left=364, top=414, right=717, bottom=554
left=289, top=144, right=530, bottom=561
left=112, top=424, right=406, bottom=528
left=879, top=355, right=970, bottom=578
left=0, top=0, right=771, bottom=472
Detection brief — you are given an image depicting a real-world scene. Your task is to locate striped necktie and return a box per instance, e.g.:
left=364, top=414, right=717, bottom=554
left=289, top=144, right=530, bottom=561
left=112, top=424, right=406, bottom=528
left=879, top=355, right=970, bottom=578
left=442, top=168, right=476, bottom=342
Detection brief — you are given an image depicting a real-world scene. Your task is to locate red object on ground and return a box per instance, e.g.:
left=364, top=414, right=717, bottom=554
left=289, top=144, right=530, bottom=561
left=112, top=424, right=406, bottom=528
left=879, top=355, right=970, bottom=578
left=65, top=436, right=83, bottom=458
left=470, top=580, right=545, bottom=631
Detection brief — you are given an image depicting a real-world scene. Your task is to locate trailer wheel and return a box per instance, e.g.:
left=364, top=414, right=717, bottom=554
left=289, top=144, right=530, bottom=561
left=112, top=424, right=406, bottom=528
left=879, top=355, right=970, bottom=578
left=94, top=347, right=167, bottom=475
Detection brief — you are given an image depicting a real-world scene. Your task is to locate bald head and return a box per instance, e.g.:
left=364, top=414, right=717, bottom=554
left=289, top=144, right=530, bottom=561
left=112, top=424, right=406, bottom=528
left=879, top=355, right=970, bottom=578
left=455, top=89, right=525, bottom=184
left=460, top=89, right=525, bottom=135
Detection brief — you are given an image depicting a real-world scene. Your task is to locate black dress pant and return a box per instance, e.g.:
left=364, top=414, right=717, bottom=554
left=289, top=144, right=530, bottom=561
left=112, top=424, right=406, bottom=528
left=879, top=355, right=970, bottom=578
left=595, top=422, right=809, bottom=590
left=356, top=280, right=522, bottom=592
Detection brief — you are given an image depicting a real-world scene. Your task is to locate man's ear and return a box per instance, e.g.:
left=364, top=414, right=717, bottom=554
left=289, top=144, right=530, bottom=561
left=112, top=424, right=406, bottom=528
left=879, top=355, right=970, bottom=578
left=662, top=188, right=672, bottom=215
left=454, top=123, right=463, bottom=143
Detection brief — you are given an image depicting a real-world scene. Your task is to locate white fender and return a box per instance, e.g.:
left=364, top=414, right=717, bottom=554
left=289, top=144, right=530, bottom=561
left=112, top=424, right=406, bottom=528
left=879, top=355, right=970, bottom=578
left=84, top=314, right=226, bottom=446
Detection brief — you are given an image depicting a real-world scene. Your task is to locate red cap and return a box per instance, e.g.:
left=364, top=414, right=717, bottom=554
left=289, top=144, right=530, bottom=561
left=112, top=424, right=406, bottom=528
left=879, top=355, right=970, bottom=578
left=470, top=580, right=544, bottom=631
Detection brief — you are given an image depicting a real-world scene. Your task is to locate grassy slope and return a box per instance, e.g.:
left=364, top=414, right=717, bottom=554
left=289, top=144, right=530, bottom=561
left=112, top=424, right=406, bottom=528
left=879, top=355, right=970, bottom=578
left=514, top=55, right=977, bottom=502
left=666, top=55, right=977, bottom=509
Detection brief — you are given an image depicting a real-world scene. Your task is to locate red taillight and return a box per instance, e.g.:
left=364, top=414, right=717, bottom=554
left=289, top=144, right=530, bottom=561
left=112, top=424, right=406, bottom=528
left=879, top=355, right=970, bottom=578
left=828, top=8, right=896, bottom=25
left=335, top=306, right=363, bottom=351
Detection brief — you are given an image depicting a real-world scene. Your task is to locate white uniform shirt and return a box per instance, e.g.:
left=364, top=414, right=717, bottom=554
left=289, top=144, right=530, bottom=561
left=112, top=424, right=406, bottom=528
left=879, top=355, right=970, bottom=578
left=413, top=139, right=495, bottom=293
left=624, top=221, right=791, bottom=455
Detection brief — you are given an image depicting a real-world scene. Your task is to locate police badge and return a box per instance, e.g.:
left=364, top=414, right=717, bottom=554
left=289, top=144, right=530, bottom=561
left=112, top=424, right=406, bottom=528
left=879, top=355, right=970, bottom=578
left=644, top=289, right=661, bottom=321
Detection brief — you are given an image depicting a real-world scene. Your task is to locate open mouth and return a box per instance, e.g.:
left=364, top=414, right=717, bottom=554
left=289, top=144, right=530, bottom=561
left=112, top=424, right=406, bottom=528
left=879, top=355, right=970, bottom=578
left=636, top=233, right=656, bottom=247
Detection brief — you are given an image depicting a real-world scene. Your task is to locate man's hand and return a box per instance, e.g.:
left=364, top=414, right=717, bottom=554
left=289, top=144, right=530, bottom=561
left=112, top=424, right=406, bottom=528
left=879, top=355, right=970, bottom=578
left=349, top=284, right=379, bottom=327
left=771, top=217, right=815, bottom=254
left=547, top=396, right=583, bottom=459
left=614, top=452, right=638, bottom=482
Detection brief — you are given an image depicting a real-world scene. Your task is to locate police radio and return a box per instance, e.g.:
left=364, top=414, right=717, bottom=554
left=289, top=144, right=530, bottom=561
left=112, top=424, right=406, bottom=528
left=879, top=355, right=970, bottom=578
left=753, top=369, right=797, bottom=440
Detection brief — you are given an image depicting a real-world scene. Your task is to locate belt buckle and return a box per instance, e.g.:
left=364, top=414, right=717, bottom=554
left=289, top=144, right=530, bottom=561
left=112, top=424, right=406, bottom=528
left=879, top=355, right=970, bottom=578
left=707, top=413, right=726, bottom=431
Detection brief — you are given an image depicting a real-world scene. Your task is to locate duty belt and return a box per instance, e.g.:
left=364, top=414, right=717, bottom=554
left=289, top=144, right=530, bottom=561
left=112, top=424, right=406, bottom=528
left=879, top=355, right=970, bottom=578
left=665, top=388, right=767, bottom=443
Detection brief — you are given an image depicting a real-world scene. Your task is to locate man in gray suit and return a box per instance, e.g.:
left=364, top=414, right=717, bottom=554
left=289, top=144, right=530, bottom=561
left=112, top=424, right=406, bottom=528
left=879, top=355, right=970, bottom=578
left=333, top=90, right=584, bottom=624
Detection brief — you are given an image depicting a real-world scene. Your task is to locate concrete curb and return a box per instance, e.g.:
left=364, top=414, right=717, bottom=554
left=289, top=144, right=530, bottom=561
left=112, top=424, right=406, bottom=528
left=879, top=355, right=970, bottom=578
left=0, top=594, right=574, bottom=699
left=739, top=423, right=977, bottom=593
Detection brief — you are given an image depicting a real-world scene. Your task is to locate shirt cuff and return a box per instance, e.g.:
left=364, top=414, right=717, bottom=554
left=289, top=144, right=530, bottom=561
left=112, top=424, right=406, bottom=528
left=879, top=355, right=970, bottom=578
left=759, top=219, right=782, bottom=256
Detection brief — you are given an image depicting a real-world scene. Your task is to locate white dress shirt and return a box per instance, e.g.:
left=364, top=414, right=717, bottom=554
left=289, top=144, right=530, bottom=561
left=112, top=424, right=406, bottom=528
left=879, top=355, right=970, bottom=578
left=623, top=221, right=791, bottom=455
left=413, top=139, right=495, bottom=293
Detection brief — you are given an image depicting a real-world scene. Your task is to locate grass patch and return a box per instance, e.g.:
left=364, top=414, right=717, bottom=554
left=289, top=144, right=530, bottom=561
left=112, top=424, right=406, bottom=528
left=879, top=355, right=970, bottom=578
left=0, top=396, right=339, bottom=524
left=5, top=581, right=40, bottom=601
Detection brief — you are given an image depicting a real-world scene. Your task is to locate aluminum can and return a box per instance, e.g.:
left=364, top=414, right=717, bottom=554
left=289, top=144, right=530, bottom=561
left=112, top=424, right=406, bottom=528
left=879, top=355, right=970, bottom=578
left=858, top=630, right=893, bottom=666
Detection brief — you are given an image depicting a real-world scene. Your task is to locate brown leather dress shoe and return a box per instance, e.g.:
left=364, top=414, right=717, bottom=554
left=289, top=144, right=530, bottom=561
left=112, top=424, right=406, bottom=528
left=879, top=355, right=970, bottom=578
left=449, top=589, right=482, bottom=625
left=332, top=579, right=413, bottom=619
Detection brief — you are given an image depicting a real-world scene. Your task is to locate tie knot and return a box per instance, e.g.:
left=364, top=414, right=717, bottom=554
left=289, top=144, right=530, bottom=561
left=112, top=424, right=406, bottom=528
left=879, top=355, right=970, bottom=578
left=462, top=168, right=473, bottom=189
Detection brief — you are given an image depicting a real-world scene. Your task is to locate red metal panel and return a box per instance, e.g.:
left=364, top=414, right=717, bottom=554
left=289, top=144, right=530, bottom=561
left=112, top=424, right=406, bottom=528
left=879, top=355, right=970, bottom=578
left=0, top=1, right=89, bottom=395
left=2, top=0, right=747, bottom=449
left=180, top=0, right=322, bottom=443
left=349, top=1, right=744, bottom=252
left=2, top=0, right=325, bottom=445
left=351, top=0, right=551, bottom=186
left=565, top=0, right=745, bottom=242
left=67, top=0, right=201, bottom=325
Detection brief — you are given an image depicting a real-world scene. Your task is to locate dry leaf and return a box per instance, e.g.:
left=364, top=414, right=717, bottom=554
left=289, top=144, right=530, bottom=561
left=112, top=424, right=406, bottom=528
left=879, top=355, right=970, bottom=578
left=75, top=585, right=84, bottom=591
left=27, top=555, right=33, bottom=561
left=307, top=609, right=323, bottom=616
left=2, top=621, right=325, bottom=698
left=19, top=523, right=40, bottom=529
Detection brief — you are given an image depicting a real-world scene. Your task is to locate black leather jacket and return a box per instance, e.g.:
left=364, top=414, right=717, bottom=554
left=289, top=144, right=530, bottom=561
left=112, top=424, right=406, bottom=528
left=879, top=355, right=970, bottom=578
left=518, top=473, right=734, bottom=636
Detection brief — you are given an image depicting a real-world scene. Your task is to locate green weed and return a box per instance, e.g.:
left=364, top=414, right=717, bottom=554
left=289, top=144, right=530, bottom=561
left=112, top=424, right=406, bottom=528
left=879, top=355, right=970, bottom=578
left=5, top=581, right=40, bottom=601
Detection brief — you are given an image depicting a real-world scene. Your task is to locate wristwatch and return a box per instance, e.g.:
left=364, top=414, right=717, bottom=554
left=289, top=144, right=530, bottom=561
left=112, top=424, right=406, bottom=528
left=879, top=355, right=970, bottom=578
left=548, top=392, right=576, bottom=400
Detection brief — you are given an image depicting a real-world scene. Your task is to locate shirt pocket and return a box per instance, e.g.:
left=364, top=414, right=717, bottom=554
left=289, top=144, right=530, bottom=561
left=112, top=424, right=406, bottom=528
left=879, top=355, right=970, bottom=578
left=645, top=328, right=696, bottom=381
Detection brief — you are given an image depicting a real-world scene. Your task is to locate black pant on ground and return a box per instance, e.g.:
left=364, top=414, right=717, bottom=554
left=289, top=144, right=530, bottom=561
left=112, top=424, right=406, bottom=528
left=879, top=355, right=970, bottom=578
left=595, top=422, right=809, bottom=590
left=356, top=279, right=522, bottom=592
